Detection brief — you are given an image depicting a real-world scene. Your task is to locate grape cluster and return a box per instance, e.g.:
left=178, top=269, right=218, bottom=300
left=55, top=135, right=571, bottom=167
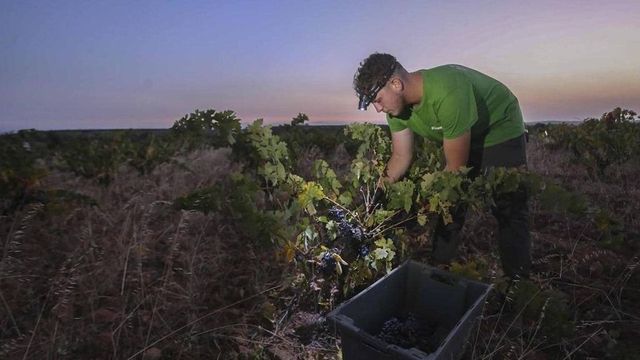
left=358, top=244, right=370, bottom=257
left=328, top=207, right=347, bottom=222
left=326, top=206, right=372, bottom=260
left=318, top=249, right=338, bottom=275
left=328, top=206, right=366, bottom=242
left=338, top=221, right=365, bottom=242
left=375, top=313, right=436, bottom=352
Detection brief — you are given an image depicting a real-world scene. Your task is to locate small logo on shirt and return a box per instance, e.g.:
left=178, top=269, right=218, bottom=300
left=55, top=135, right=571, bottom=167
left=431, top=126, right=443, bottom=131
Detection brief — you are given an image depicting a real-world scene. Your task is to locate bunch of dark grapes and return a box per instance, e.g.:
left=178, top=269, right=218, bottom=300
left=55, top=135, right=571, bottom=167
left=318, top=249, right=337, bottom=275
left=328, top=207, right=347, bottom=222
left=358, top=244, right=370, bottom=257
left=376, top=313, right=435, bottom=351
left=327, top=206, right=370, bottom=258
left=338, top=221, right=365, bottom=242
left=328, top=206, right=366, bottom=242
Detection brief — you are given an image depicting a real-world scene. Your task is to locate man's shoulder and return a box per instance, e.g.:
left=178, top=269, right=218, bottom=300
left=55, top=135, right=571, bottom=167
left=424, top=64, right=473, bottom=76
left=423, top=65, right=472, bottom=98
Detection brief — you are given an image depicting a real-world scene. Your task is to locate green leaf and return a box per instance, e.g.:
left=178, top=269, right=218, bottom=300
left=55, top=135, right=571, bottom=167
left=387, top=180, right=415, bottom=213
left=297, top=181, right=325, bottom=215
left=313, top=159, right=342, bottom=197
left=338, top=192, right=353, bottom=207
left=373, top=209, right=396, bottom=224
left=373, top=248, right=389, bottom=260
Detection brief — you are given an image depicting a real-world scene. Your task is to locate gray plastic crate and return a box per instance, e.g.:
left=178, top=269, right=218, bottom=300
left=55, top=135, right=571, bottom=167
left=328, top=260, right=492, bottom=360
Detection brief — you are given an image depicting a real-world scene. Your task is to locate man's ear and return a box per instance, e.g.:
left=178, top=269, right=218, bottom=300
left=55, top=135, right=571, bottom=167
left=390, top=77, right=404, bottom=92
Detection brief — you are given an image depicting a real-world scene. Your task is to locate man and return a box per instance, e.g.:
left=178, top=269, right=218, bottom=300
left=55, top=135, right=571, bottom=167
left=353, top=53, right=530, bottom=278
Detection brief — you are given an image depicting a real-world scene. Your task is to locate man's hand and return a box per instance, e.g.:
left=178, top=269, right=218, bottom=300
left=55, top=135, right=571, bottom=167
left=443, top=130, right=471, bottom=171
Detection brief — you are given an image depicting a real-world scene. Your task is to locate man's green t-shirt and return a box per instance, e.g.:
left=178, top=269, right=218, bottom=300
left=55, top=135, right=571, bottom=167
left=387, top=65, right=524, bottom=148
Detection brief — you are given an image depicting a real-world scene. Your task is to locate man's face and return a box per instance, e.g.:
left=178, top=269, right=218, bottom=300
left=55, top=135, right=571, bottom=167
left=371, top=78, right=404, bottom=116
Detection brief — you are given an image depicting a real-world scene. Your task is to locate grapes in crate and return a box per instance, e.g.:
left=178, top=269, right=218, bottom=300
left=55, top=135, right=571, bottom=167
left=375, top=313, right=439, bottom=353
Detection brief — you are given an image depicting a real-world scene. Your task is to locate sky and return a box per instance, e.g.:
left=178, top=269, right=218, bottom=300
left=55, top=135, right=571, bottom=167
left=1, top=0, right=639, bottom=131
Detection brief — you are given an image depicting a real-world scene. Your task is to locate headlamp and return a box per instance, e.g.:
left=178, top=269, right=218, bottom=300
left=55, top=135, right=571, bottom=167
left=358, top=94, right=370, bottom=111
left=356, top=61, right=397, bottom=111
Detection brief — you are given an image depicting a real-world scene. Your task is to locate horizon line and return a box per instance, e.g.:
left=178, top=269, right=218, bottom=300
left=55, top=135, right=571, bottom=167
left=1, top=118, right=587, bottom=135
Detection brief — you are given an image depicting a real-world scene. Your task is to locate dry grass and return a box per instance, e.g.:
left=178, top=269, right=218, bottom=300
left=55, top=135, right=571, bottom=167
left=456, top=138, right=640, bottom=359
left=0, top=148, right=292, bottom=359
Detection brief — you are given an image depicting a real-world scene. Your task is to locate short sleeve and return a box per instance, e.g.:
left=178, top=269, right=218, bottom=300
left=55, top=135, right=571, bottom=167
left=386, top=114, right=408, bottom=132
left=436, top=84, right=478, bottom=139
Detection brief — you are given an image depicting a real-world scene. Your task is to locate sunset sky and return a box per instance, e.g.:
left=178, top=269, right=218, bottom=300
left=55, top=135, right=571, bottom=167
left=2, top=0, right=639, bottom=131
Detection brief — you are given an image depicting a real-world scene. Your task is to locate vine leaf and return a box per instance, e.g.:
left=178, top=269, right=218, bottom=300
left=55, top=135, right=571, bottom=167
left=297, top=181, right=325, bottom=215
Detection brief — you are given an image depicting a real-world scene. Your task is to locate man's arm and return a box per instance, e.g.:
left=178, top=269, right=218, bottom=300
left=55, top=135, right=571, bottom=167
left=442, top=130, right=471, bottom=171
left=383, top=128, right=414, bottom=183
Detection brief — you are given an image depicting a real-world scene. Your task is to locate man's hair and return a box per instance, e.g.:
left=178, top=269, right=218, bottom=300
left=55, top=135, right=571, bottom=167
left=353, top=53, right=402, bottom=100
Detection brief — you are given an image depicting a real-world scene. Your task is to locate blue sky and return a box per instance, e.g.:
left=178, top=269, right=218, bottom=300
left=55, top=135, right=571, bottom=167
left=1, top=0, right=639, bottom=131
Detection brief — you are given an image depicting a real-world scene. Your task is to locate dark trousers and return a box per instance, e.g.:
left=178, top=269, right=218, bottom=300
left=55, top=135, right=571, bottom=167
left=431, top=134, right=531, bottom=278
